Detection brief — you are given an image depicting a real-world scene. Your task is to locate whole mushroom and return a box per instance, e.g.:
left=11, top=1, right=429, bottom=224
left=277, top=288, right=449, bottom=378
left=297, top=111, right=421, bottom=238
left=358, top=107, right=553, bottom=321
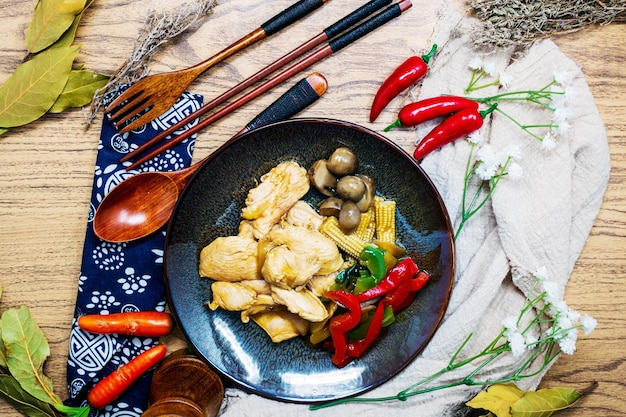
left=327, top=147, right=358, bottom=177
left=308, top=159, right=337, bottom=197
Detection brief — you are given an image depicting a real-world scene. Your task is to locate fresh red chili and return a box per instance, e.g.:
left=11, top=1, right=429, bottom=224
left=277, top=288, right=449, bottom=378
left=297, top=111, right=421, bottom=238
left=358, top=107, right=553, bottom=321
left=369, top=44, right=438, bottom=122
left=413, top=103, right=498, bottom=160
left=78, top=311, right=174, bottom=337
left=346, top=301, right=385, bottom=358
left=87, top=344, right=167, bottom=409
left=355, top=257, right=418, bottom=302
left=384, top=95, right=478, bottom=131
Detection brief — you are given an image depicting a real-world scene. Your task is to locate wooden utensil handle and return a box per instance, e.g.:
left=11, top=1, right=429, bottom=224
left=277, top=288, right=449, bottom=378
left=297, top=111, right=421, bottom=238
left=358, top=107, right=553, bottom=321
left=329, top=0, right=412, bottom=53
left=243, top=72, right=328, bottom=132
left=261, top=0, right=327, bottom=36
left=324, top=0, right=392, bottom=39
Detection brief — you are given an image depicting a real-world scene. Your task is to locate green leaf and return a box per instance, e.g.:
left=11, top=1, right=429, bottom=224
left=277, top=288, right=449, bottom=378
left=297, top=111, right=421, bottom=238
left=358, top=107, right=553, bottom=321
left=0, top=45, right=80, bottom=128
left=0, top=128, right=9, bottom=136
left=1, top=307, right=61, bottom=405
left=49, top=69, right=109, bottom=113
left=25, top=0, right=87, bottom=53
left=0, top=375, right=57, bottom=417
left=511, top=387, right=582, bottom=417
left=467, top=383, right=526, bottom=417
left=54, top=403, right=91, bottom=417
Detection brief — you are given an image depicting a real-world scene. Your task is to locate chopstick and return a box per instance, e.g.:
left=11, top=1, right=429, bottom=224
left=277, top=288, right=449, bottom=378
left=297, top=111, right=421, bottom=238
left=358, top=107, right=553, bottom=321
left=120, top=0, right=394, bottom=166
left=125, top=0, right=413, bottom=170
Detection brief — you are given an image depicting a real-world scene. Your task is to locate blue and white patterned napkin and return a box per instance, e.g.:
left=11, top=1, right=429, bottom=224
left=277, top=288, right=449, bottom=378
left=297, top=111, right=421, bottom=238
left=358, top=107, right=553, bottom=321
left=65, top=91, right=203, bottom=416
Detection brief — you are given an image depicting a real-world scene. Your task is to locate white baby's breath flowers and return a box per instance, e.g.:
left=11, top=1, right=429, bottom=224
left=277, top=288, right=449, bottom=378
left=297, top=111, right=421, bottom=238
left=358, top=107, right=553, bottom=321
left=541, top=131, right=557, bottom=151
left=498, top=71, right=513, bottom=89
left=581, top=315, right=598, bottom=334
left=507, top=162, right=523, bottom=180
left=468, top=57, right=484, bottom=70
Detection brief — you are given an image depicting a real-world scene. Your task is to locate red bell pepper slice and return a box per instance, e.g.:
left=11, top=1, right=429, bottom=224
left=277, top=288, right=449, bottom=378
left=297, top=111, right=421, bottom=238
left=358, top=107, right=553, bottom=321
left=385, top=270, right=431, bottom=313
left=325, top=290, right=362, bottom=367
left=347, top=301, right=385, bottom=358
left=356, top=257, right=418, bottom=302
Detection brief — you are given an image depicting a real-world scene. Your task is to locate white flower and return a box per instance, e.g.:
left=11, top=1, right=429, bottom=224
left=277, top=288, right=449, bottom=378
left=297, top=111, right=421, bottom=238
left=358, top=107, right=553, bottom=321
left=558, top=329, right=578, bottom=355
left=507, top=162, right=523, bottom=180
left=542, top=280, right=564, bottom=305
left=508, top=331, right=526, bottom=358
left=502, top=315, right=518, bottom=331
left=498, top=71, right=513, bottom=89
left=467, top=131, right=483, bottom=144
left=541, top=132, right=557, bottom=151
left=553, top=71, right=575, bottom=88
left=482, top=61, right=496, bottom=76
left=504, top=144, right=522, bottom=160
left=550, top=299, right=570, bottom=318
left=555, top=120, right=571, bottom=137
left=580, top=315, right=597, bottom=334
left=468, top=57, right=484, bottom=70
left=552, top=105, right=571, bottom=125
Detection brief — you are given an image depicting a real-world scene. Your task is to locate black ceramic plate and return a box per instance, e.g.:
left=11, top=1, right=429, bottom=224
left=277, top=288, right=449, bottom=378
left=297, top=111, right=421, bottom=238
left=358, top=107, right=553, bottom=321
left=164, top=119, right=455, bottom=403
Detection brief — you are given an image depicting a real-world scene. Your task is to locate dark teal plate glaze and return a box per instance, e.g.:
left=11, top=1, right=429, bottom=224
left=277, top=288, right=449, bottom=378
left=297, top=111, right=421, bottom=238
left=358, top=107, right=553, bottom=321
left=164, top=119, right=455, bottom=403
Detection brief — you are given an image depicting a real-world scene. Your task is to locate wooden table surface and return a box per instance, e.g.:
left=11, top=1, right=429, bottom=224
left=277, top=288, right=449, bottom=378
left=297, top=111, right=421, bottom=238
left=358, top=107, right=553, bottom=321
left=0, top=0, right=624, bottom=415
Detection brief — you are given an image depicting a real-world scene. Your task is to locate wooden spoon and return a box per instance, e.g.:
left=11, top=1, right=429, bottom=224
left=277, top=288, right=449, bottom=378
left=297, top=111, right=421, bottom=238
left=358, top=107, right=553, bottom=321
left=93, top=73, right=327, bottom=243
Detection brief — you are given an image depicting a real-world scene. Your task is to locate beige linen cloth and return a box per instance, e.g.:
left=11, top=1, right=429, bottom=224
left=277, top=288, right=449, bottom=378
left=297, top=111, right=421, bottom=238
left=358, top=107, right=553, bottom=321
left=217, top=6, right=610, bottom=416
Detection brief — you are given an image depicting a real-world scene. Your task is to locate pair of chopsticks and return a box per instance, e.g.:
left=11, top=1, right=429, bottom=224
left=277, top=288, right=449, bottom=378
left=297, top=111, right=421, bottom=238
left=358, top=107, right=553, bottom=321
left=122, top=0, right=413, bottom=170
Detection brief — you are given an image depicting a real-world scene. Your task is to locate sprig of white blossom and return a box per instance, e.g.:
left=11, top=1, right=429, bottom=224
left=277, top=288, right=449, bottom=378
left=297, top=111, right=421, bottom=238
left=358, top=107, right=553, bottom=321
left=455, top=142, right=522, bottom=238
left=312, top=270, right=597, bottom=409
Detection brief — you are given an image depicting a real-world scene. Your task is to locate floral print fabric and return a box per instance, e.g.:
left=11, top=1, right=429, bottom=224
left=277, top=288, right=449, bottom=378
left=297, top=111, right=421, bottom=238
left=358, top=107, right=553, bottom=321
left=65, top=91, right=202, bottom=416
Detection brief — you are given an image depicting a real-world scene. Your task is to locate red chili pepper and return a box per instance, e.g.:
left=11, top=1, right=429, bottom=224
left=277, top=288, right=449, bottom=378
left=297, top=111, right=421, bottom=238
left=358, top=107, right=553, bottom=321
left=78, top=311, right=174, bottom=337
left=355, top=257, right=418, bottom=302
left=384, top=96, right=478, bottom=131
left=87, top=344, right=167, bottom=409
left=325, top=290, right=362, bottom=367
left=369, top=44, right=438, bottom=122
left=346, top=301, right=385, bottom=358
left=413, top=103, right=498, bottom=160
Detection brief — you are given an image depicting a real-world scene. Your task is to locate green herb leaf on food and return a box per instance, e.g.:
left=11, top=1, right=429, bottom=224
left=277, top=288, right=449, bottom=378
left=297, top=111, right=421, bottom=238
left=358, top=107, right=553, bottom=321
left=0, top=45, right=80, bottom=128
left=54, top=403, right=91, bottom=417
left=0, top=307, right=61, bottom=405
left=511, top=387, right=582, bottom=417
left=49, top=69, right=109, bottom=113
left=25, top=0, right=88, bottom=53
left=0, top=374, right=57, bottom=417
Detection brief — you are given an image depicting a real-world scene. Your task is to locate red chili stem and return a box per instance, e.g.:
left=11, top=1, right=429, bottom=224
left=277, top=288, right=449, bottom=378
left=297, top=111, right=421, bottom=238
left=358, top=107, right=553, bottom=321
left=369, top=44, right=437, bottom=122
left=384, top=96, right=478, bottom=131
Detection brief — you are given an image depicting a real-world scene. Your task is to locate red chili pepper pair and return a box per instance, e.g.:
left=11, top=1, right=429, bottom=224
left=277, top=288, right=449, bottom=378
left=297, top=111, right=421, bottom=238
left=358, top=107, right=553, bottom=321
left=369, top=44, right=438, bottom=122
left=324, top=258, right=429, bottom=367
left=385, top=96, right=498, bottom=160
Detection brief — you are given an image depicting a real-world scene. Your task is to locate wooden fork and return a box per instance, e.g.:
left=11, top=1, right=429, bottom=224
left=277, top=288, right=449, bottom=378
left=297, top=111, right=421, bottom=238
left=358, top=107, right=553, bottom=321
left=105, top=0, right=329, bottom=134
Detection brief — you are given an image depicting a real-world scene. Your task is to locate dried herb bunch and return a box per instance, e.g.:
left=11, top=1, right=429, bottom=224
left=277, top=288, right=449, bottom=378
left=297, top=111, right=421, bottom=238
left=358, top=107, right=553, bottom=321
left=468, top=0, right=626, bottom=48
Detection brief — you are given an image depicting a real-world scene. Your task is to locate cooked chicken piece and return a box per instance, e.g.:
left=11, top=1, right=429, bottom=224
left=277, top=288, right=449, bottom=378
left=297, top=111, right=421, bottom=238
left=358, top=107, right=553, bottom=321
left=271, top=286, right=329, bottom=322
left=241, top=161, right=310, bottom=238
left=240, top=279, right=272, bottom=295
left=261, top=245, right=320, bottom=289
left=240, top=294, right=277, bottom=323
left=307, top=271, right=341, bottom=298
left=238, top=220, right=256, bottom=239
left=284, top=200, right=324, bottom=230
left=251, top=310, right=311, bottom=343
left=265, top=225, right=344, bottom=275
left=208, top=281, right=258, bottom=311
left=199, top=235, right=261, bottom=282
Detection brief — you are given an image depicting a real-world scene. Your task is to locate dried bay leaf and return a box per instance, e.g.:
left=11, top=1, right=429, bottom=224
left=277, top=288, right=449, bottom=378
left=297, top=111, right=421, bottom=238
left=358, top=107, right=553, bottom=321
left=25, top=0, right=87, bottom=53
left=0, top=375, right=57, bottom=417
left=0, top=45, right=80, bottom=128
left=511, top=387, right=582, bottom=417
left=467, top=383, right=526, bottom=417
left=49, top=69, right=109, bottom=113
left=0, top=306, right=61, bottom=405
